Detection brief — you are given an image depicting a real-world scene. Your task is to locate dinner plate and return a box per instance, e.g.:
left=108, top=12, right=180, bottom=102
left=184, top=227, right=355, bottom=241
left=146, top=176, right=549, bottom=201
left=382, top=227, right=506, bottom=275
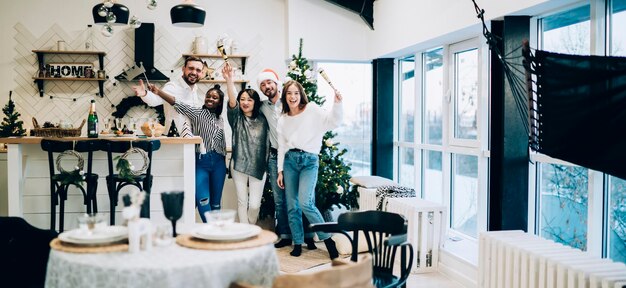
left=191, top=223, right=262, bottom=241
left=59, top=226, right=128, bottom=245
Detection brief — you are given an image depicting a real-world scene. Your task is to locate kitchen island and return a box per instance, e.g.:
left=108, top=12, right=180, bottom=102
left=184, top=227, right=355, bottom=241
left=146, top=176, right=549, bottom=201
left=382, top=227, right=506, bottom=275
left=0, top=136, right=201, bottom=229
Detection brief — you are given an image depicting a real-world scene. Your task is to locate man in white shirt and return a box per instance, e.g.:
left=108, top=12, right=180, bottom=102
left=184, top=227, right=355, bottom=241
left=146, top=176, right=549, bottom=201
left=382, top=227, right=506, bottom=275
left=131, top=56, right=205, bottom=137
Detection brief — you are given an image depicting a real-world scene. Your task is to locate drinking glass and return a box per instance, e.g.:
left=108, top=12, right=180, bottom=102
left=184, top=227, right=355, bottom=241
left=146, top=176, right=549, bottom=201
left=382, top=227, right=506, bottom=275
left=153, top=222, right=173, bottom=246
left=129, top=117, right=137, bottom=134
left=161, top=191, right=184, bottom=237
left=114, top=118, right=122, bottom=132
left=76, top=213, right=106, bottom=234
left=103, top=117, right=111, bottom=133
left=148, top=118, right=157, bottom=138
left=204, top=209, right=236, bottom=229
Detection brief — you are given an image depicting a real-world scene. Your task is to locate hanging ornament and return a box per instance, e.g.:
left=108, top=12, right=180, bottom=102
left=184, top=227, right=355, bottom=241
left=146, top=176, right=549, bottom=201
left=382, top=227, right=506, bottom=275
left=103, top=0, right=114, bottom=8
left=101, top=24, right=114, bottom=37
left=146, top=0, right=158, bottom=10
left=98, top=5, right=108, bottom=17
left=106, top=11, right=117, bottom=24
left=129, top=16, right=142, bottom=29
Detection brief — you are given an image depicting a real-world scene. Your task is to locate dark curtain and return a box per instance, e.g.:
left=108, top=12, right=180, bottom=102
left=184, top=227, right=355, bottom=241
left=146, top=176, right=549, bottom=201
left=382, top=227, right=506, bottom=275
left=530, top=50, right=626, bottom=179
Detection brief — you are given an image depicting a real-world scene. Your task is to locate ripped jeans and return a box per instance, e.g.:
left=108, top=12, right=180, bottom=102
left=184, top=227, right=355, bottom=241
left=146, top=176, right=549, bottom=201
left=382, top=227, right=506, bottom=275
left=196, top=151, right=226, bottom=222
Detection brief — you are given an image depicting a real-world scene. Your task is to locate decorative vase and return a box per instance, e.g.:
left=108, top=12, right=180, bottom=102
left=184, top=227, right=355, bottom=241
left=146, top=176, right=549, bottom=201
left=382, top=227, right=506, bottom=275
left=194, top=36, right=207, bottom=54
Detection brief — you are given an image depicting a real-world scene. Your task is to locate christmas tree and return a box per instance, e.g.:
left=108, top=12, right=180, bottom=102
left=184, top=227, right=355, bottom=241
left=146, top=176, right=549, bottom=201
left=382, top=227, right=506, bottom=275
left=0, top=91, right=27, bottom=137
left=259, top=39, right=357, bottom=220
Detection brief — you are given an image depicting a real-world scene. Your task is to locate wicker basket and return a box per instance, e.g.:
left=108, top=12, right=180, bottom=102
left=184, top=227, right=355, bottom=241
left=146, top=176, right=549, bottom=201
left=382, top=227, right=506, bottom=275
left=32, top=118, right=85, bottom=137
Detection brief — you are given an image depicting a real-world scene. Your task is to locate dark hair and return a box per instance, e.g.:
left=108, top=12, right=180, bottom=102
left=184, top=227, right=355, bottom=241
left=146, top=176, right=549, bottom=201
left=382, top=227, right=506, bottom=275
left=281, top=80, right=308, bottom=114
left=184, top=56, right=203, bottom=68
left=237, top=88, right=262, bottom=118
left=206, top=84, right=224, bottom=117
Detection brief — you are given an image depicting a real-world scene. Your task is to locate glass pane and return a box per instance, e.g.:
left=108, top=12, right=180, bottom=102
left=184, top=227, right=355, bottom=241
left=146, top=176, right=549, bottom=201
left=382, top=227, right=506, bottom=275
left=542, top=5, right=590, bottom=54
left=317, top=62, right=373, bottom=176
left=422, top=150, right=443, bottom=204
left=538, top=163, right=588, bottom=250
left=608, top=176, right=626, bottom=264
left=451, top=154, right=478, bottom=237
left=399, top=57, right=415, bottom=143
left=399, top=147, right=415, bottom=188
left=612, top=0, right=626, bottom=56
left=423, top=48, right=444, bottom=145
left=453, top=49, right=478, bottom=140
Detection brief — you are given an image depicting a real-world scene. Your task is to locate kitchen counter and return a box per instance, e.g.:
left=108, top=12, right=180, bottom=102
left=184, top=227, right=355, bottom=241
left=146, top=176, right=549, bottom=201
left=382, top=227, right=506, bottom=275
left=0, top=136, right=202, bottom=229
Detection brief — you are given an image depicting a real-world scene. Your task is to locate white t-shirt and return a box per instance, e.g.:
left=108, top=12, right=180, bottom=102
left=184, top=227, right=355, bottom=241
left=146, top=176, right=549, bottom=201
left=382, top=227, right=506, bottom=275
left=277, top=102, right=343, bottom=172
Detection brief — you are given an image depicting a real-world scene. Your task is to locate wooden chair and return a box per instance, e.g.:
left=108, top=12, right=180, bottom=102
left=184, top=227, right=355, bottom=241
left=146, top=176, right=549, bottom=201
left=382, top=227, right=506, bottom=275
left=230, top=254, right=374, bottom=288
left=41, top=139, right=100, bottom=232
left=0, top=217, right=58, bottom=288
left=310, top=210, right=414, bottom=288
left=101, top=139, right=160, bottom=224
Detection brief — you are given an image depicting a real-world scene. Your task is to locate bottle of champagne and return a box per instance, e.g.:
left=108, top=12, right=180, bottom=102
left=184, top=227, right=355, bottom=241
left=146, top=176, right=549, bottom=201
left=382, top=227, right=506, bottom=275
left=167, top=119, right=180, bottom=137
left=87, top=100, right=98, bottom=138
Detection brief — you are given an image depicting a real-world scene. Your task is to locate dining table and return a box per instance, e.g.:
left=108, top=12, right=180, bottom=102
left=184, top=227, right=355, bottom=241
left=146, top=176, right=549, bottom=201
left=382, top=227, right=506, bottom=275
left=44, top=224, right=280, bottom=288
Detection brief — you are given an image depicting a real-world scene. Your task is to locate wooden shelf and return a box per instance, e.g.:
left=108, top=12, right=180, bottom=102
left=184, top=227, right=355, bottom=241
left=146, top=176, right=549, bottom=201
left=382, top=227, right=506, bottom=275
left=198, top=80, right=249, bottom=90
left=32, top=50, right=107, bottom=97
left=33, top=77, right=105, bottom=81
left=182, top=53, right=249, bottom=76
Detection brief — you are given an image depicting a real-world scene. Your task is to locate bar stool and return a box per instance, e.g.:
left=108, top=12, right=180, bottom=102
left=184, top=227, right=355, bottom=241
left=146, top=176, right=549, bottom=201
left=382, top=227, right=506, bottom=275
left=41, top=139, right=100, bottom=232
left=102, top=139, right=160, bottom=224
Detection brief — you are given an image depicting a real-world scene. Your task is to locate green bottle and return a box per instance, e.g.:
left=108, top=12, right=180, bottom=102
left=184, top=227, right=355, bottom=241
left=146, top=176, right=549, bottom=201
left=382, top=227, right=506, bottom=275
left=87, top=99, right=98, bottom=138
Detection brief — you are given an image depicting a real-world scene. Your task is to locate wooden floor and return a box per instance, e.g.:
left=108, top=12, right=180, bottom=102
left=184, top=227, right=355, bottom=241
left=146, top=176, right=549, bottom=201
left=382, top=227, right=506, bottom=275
left=405, top=272, right=465, bottom=288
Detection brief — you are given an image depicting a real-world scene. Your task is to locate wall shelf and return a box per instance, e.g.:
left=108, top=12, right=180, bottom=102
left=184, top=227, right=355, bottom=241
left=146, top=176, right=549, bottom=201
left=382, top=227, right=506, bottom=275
left=183, top=54, right=250, bottom=90
left=32, top=50, right=107, bottom=97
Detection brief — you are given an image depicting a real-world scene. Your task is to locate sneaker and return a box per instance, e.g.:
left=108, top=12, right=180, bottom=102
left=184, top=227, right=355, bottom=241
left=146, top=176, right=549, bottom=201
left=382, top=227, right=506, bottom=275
left=290, top=244, right=302, bottom=257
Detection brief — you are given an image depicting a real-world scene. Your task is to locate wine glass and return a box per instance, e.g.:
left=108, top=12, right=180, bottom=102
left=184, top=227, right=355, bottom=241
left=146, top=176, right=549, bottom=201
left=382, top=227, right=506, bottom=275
left=161, top=191, right=184, bottom=237
left=129, top=117, right=137, bottom=135
left=114, top=118, right=122, bottom=132
left=103, top=117, right=111, bottom=133
left=148, top=118, right=157, bottom=138
left=204, top=209, right=236, bottom=229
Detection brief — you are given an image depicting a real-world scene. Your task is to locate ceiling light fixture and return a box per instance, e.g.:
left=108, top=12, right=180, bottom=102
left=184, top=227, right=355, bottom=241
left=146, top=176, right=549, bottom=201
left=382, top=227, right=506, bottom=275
left=92, top=2, right=130, bottom=26
left=170, top=0, right=206, bottom=28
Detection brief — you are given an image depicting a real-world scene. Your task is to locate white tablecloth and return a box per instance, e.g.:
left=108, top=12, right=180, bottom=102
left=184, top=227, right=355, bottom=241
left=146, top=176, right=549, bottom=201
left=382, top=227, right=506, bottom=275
left=45, top=243, right=279, bottom=288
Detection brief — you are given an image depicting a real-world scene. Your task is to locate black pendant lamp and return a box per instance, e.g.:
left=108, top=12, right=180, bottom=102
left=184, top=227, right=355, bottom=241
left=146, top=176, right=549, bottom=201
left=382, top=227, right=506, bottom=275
left=170, top=1, right=206, bottom=27
left=92, top=3, right=130, bottom=26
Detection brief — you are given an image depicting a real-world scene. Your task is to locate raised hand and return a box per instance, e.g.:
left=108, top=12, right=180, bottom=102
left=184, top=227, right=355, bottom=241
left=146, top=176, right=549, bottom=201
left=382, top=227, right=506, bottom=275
left=334, top=90, right=343, bottom=103
left=147, top=83, right=160, bottom=95
left=131, top=79, right=147, bottom=97
left=222, top=63, right=234, bottom=82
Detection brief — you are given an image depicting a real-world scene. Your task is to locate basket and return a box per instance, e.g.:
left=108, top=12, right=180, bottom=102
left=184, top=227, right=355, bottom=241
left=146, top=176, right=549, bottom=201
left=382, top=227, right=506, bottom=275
left=32, top=118, right=85, bottom=137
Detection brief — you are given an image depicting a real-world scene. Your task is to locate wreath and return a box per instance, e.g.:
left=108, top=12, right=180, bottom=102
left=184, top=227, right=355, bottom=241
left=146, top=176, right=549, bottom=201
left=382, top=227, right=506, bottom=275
left=112, top=96, right=165, bottom=125
left=52, top=150, right=86, bottom=186
left=115, top=146, right=149, bottom=182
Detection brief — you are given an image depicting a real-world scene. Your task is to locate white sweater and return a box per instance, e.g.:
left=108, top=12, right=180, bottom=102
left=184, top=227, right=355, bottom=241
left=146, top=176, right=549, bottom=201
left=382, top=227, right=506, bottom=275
left=277, top=102, right=343, bottom=172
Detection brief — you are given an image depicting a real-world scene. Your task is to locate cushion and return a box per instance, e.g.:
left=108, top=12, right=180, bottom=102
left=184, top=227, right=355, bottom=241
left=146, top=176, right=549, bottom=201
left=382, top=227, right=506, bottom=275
left=350, top=176, right=397, bottom=189
left=332, top=231, right=370, bottom=255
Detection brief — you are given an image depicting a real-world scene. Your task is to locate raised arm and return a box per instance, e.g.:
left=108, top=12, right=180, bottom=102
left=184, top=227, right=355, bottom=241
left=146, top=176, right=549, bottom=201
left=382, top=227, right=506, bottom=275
left=147, top=83, right=176, bottom=106
left=222, top=64, right=238, bottom=109
left=131, top=79, right=164, bottom=106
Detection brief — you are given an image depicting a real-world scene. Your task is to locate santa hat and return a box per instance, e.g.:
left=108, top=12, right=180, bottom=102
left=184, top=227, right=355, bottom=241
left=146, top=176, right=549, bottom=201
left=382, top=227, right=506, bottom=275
left=257, top=69, right=281, bottom=90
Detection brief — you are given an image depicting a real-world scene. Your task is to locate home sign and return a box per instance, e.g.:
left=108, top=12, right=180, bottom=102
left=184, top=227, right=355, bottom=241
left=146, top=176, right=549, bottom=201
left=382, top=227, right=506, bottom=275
left=47, top=63, right=94, bottom=78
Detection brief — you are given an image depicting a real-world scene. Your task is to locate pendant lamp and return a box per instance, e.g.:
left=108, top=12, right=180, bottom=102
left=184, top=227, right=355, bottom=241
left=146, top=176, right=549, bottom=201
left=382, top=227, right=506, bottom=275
left=92, top=3, right=130, bottom=26
left=170, top=0, right=206, bottom=27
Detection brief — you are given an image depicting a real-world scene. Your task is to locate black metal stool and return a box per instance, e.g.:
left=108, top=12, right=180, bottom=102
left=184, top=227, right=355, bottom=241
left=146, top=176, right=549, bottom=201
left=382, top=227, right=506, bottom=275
left=102, top=139, right=160, bottom=225
left=41, top=139, right=100, bottom=232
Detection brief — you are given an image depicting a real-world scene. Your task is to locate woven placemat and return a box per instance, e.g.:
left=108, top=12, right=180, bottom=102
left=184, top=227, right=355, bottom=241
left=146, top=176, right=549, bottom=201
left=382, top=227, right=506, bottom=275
left=50, top=238, right=129, bottom=254
left=176, top=230, right=277, bottom=250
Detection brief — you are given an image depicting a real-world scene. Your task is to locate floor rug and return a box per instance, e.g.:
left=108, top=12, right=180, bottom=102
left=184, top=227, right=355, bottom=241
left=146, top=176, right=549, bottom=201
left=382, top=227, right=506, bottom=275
left=275, top=246, right=332, bottom=273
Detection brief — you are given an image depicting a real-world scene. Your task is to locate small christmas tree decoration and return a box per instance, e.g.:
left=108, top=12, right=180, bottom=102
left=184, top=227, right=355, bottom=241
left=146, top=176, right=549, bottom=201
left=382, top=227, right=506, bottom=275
left=0, top=91, right=27, bottom=137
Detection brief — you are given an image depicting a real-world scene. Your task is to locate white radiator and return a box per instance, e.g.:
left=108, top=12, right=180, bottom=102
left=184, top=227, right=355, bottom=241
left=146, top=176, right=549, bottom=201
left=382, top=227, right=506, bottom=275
left=386, top=197, right=446, bottom=273
left=479, top=230, right=626, bottom=288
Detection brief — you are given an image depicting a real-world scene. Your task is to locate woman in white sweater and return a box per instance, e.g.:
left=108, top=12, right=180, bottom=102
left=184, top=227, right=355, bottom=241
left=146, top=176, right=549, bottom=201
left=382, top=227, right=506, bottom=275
left=276, top=80, right=342, bottom=259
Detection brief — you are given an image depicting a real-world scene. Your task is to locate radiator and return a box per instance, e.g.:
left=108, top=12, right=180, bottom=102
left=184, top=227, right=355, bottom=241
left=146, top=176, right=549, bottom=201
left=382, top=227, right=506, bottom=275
left=386, top=197, right=446, bottom=273
left=479, top=230, right=626, bottom=288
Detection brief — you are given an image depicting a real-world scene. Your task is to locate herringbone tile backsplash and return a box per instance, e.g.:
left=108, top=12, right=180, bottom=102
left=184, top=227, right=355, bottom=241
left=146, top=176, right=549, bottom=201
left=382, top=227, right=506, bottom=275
left=12, top=23, right=260, bottom=131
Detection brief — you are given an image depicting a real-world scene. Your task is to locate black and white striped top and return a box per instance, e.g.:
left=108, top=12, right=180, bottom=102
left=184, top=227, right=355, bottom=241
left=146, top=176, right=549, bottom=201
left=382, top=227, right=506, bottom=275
left=174, top=100, right=226, bottom=156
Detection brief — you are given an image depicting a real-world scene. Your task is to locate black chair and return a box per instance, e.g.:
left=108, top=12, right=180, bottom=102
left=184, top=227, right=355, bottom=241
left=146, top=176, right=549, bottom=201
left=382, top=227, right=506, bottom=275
left=310, top=210, right=414, bottom=288
left=0, top=217, right=58, bottom=288
left=102, top=139, right=160, bottom=224
left=41, top=139, right=100, bottom=232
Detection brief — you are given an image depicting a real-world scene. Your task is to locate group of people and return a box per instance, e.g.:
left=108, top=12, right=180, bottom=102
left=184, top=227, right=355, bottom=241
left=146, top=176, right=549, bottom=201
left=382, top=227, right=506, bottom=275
left=130, top=56, right=341, bottom=259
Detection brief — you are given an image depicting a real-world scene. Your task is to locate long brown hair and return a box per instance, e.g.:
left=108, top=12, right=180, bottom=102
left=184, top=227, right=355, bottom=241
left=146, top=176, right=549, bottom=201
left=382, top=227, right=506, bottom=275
left=281, top=80, right=309, bottom=114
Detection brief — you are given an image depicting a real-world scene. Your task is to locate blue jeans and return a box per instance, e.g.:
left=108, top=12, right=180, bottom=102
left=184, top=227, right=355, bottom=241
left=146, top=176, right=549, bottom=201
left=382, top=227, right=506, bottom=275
left=196, top=151, right=226, bottom=222
left=269, top=153, right=314, bottom=240
left=283, top=150, right=331, bottom=245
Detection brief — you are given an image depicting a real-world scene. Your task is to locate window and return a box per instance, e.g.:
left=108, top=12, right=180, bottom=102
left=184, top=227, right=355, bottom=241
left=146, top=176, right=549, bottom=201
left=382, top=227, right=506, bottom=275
left=316, top=62, right=373, bottom=176
left=421, top=48, right=444, bottom=203
left=397, top=56, right=416, bottom=187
